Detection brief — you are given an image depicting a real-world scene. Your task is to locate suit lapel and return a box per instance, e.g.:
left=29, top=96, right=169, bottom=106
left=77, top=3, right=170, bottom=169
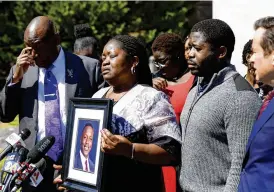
left=246, top=98, right=274, bottom=151
left=64, top=52, right=78, bottom=111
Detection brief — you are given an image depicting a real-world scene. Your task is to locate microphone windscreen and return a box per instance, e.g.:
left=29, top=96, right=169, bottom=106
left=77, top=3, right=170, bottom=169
left=27, top=136, right=55, bottom=164
left=19, top=128, right=31, bottom=140
left=18, top=147, right=29, bottom=162
left=35, top=158, right=47, bottom=173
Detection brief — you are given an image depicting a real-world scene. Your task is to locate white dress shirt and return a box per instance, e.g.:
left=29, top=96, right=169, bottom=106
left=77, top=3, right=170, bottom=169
left=80, top=150, right=90, bottom=172
left=37, top=47, right=67, bottom=142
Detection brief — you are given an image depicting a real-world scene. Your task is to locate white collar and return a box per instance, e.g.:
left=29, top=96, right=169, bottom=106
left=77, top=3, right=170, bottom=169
left=51, top=46, right=65, bottom=70
left=80, top=149, right=89, bottom=161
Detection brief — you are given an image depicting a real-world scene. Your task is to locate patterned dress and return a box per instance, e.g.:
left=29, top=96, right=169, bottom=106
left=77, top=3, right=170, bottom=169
left=93, top=84, right=181, bottom=192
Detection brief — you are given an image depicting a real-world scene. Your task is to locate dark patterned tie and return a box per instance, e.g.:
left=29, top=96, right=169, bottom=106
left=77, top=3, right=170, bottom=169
left=44, top=65, right=63, bottom=162
left=258, top=90, right=274, bottom=118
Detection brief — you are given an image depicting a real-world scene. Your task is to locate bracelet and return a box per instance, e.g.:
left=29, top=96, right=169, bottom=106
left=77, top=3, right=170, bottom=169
left=131, top=143, right=135, bottom=159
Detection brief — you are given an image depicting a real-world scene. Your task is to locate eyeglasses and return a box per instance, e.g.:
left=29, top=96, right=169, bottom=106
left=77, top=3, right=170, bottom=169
left=153, top=61, right=166, bottom=69
left=153, top=58, right=170, bottom=69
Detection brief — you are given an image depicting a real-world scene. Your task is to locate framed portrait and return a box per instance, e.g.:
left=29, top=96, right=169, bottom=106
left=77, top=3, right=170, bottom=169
left=62, top=98, right=113, bottom=192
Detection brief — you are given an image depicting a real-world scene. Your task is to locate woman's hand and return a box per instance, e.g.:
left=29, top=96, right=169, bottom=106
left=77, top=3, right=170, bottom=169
left=101, top=129, right=132, bottom=158
left=152, top=77, right=168, bottom=91
left=53, top=164, right=66, bottom=191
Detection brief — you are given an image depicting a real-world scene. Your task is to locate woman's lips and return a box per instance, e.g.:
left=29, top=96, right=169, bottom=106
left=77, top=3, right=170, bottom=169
left=102, top=69, right=110, bottom=75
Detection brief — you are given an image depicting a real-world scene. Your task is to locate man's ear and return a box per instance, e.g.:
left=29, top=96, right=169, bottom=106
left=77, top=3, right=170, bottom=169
left=54, top=33, right=61, bottom=45
left=218, top=46, right=227, bottom=59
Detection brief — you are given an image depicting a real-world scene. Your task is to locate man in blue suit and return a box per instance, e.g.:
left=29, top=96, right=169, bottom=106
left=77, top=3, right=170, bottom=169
left=74, top=123, right=95, bottom=173
left=0, top=16, right=103, bottom=192
left=238, top=16, right=274, bottom=192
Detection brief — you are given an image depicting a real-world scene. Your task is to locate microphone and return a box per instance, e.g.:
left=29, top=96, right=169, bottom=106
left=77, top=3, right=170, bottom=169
left=0, top=128, right=31, bottom=161
left=11, top=158, right=47, bottom=192
left=0, top=145, right=28, bottom=192
left=10, top=136, right=55, bottom=184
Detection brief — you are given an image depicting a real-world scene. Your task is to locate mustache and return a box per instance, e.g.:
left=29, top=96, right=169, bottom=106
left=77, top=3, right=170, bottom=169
left=187, top=59, right=196, bottom=64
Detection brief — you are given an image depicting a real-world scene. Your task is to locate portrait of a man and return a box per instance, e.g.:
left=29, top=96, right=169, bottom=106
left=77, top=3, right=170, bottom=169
left=74, top=123, right=95, bottom=173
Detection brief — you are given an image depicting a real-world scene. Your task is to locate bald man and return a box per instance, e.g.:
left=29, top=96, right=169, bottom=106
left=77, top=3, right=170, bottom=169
left=74, top=123, right=95, bottom=173
left=0, top=16, right=103, bottom=192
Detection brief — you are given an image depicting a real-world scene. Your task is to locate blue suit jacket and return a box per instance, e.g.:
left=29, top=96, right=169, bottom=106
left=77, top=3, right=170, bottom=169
left=238, top=98, right=274, bottom=192
left=74, top=152, right=95, bottom=173
left=0, top=52, right=103, bottom=151
left=0, top=51, right=103, bottom=192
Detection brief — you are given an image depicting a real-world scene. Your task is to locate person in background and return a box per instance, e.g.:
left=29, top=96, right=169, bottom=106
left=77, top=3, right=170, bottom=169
left=242, top=39, right=272, bottom=99
left=151, top=33, right=195, bottom=123
left=184, top=36, right=191, bottom=61
left=151, top=33, right=195, bottom=192
left=74, top=23, right=100, bottom=60
left=74, top=23, right=105, bottom=89
left=0, top=16, right=102, bottom=192
left=238, top=16, right=274, bottom=192
left=179, top=19, right=261, bottom=192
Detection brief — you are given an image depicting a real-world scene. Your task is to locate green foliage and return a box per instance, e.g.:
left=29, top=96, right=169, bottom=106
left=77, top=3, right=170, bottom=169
left=0, top=1, right=200, bottom=87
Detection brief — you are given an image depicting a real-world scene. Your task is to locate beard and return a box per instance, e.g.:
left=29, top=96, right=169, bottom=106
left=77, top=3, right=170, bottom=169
left=195, top=53, right=219, bottom=77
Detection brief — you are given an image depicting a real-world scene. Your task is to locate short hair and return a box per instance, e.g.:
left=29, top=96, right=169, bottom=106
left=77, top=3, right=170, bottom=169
left=242, top=39, right=253, bottom=66
left=74, top=37, right=98, bottom=52
left=110, top=35, right=152, bottom=86
left=254, top=16, right=274, bottom=56
left=74, top=23, right=92, bottom=39
left=82, top=123, right=94, bottom=135
left=151, top=33, right=184, bottom=58
left=74, top=23, right=98, bottom=53
left=191, top=19, right=235, bottom=59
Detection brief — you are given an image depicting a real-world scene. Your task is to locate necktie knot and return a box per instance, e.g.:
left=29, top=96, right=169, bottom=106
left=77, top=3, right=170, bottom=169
left=258, top=89, right=274, bottom=118
left=264, top=90, right=274, bottom=101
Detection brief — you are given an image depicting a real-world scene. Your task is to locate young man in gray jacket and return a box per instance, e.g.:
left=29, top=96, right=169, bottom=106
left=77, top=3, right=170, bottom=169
left=179, top=19, right=261, bottom=192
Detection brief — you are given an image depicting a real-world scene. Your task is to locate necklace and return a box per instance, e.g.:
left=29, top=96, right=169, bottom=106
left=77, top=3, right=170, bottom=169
left=103, top=82, right=139, bottom=106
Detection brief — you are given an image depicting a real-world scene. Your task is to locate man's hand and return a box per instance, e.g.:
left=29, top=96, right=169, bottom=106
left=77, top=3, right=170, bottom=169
left=12, top=47, right=35, bottom=83
left=53, top=164, right=66, bottom=191
left=101, top=129, right=132, bottom=158
left=152, top=77, right=168, bottom=91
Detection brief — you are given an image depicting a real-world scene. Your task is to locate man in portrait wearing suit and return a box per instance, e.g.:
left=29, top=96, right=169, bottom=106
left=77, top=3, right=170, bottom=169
left=0, top=16, right=103, bottom=192
left=238, top=16, right=274, bottom=192
left=74, top=123, right=95, bottom=173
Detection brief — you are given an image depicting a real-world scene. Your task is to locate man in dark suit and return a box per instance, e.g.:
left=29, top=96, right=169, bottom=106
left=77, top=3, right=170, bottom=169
left=0, top=16, right=103, bottom=192
left=74, top=123, right=95, bottom=173
left=238, top=16, right=274, bottom=192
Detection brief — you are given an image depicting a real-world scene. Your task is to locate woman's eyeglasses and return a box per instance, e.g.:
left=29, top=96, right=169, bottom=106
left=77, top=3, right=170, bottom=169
left=153, top=57, right=170, bottom=69
left=153, top=61, right=166, bottom=69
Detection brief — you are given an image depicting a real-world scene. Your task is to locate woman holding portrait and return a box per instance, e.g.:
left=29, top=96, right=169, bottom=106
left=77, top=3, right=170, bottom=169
left=93, top=35, right=181, bottom=192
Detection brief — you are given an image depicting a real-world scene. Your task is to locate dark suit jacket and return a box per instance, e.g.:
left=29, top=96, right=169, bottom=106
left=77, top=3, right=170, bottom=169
left=74, top=152, right=95, bottom=173
left=0, top=51, right=103, bottom=192
left=238, top=98, right=274, bottom=192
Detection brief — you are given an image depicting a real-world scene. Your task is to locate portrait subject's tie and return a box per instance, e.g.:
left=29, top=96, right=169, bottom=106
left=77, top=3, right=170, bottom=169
left=44, top=65, right=63, bottom=162
left=85, top=160, right=88, bottom=171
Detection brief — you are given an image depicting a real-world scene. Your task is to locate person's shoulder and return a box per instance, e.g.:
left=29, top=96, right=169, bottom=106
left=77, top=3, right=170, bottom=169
left=138, top=84, right=169, bottom=100
left=231, top=73, right=256, bottom=92
left=64, top=51, right=82, bottom=62
left=78, top=55, right=100, bottom=65
left=92, top=87, right=110, bottom=98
